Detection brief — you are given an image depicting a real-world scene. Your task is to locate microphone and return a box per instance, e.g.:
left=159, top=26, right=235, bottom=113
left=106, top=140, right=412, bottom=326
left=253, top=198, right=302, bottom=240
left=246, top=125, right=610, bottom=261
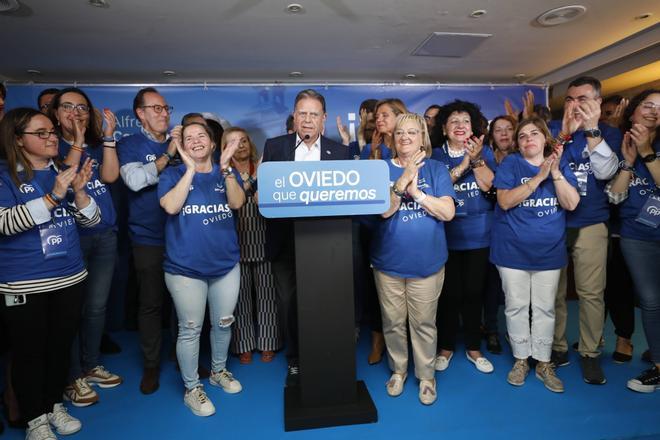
left=294, top=134, right=311, bottom=150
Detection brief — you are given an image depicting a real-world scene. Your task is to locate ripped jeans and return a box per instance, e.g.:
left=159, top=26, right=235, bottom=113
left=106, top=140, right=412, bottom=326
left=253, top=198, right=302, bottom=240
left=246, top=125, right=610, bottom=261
left=497, top=266, right=560, bottom=362
left=165, top=264, right=240, bottom=390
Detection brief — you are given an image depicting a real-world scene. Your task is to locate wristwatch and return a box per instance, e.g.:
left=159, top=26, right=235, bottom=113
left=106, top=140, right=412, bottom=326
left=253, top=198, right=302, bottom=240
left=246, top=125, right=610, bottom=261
left=641, top=153, right=658, bottom=163
left=221, top=166, right=233, bottom=176
left=583, top=128, right=602, bottom=138
left=391, top=184, right=405, bottom=198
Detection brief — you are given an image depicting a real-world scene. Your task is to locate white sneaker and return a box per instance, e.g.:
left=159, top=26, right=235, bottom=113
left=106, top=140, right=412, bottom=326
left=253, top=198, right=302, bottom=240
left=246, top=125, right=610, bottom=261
left=465, top=351, right=494, bottom=373
left=434, top=352, right=453, bottom=371
left=418, top=379, right=437, bottom=405
left=48, top=403, right=81, bottom=435
left=184, top=385, right=216, bottom=417
left=26, top=414, right=57, bottom=440
left=209, top=369, right=243, bottom=394
left=85, top=366, right=122, bottom=388
left=386, top=372, right=407, bottom=397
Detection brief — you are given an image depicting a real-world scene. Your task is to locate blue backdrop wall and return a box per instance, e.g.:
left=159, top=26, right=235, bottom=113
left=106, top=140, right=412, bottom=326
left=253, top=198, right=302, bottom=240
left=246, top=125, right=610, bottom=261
left=6, top=83, right=547, bottom=152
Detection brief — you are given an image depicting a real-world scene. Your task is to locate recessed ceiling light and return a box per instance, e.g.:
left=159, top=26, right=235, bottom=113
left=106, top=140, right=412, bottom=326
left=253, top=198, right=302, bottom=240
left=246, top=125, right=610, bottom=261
left=536, top=5, right=587, bottom=26
left=289, top=71, right=303, bottom=78
left=469, top=9, right=487, bottom=18
left=26, top=69, right=41, bottom=75
left=634, top=12, right=653, bottom=20
left=286, top=3, right=304, bottom=14
left=88, top=0, right=109, bottom=8
left=404, top=74, right=417, bottom=79
left=0, top=0, right=20, bottom=13
left=163, top=70, right=176, bottom=76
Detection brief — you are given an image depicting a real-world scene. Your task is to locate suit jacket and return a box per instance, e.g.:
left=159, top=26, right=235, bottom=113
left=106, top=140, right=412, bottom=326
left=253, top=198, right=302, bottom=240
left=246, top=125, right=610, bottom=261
left=261, top=133, right=350, bottom=261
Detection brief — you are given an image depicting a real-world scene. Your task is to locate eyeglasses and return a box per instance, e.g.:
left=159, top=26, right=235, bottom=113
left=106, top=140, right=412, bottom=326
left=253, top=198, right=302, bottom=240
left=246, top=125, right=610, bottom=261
left=641, top=102, right=660, bottom=111
left=141, top=104, right=174, bottom=114
left=394, top=129, right=421, bottom=137
left=60, top=102, right=90, bottom=113
left=22, top=130, right=58, bottom=139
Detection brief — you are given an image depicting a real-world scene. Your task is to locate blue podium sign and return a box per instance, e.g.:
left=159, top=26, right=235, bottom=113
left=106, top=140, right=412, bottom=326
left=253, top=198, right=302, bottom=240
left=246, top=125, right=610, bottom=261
left=257, top=160, right=390, bottom=218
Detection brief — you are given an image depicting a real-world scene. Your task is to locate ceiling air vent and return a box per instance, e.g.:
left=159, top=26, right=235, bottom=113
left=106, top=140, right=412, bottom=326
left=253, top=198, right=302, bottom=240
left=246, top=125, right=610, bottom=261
left=0, top=0, right=20, bottom=13
left=536, top=5, right=587, bottom=26
left=412, top=32, right=491, bottom=58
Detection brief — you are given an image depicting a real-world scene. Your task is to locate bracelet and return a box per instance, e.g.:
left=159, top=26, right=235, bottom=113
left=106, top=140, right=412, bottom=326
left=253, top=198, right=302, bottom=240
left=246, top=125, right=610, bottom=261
left=413, top=191, right=427, bottom=203
left=556, top=133, right=572, bottom=146
left=162, top=151, right=175, bottom=160
left=221, top=166, right=233, bottom=177
left=103, top=145, right=116, bottom=149
left=50, top=192, right=63, bottom=202
left=552, top=174, right=565, bottom=181
left=470, top=159, right=485, bottom=169
left=224, top=173, right=236, bottom=179
left=619, top=161, right=635, bottom=174
left=70, top=144, right=84, bottom=153
left=450, top=167, right=465, bottom=179
left=391, top=184, right=405, bottom=198
left=102, top=136, right=115, bottom=142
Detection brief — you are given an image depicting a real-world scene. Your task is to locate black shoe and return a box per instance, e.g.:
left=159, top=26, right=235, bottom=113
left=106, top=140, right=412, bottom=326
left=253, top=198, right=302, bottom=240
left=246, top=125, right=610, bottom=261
left=286, top=363, right=300, bottom=387
left=572, top=341, right=579, bottom=352
left=627, top=366, right=660, bottom=393
left=642, top=349, right=653, bottom=364
left=100, top=333, right=122, bottom=354
left=580, top=356, right=606, bottom=385
left=612, top=350, right=633, bottom=364
left=485, top=333, right=502, bottom=355
left=550, top=350, right=570, bottom=367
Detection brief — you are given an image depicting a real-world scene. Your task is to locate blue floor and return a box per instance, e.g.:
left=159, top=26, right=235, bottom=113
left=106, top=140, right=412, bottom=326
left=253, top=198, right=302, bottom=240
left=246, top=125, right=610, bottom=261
left=4, top=302, right=660, bottom=439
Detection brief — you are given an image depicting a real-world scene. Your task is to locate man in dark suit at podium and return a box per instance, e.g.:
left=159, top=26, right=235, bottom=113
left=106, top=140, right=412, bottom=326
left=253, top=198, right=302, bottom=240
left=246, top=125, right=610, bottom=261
left=261, top=89, right=350, bottom=386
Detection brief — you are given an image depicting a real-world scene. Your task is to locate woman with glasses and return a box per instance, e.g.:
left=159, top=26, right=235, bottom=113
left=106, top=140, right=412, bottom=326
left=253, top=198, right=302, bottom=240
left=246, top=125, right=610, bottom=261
left=371, top=113, right=455, bottom=405
left=491, top=117, right=579, bottom=393
left=432, top=100, right=497, bottom=375
left=606, top=89, right=660, bottom=393
left=48, top=88, right=123, bottom=407
left=0, top=108, right=100, bottom=439
left=159, top=122, right=245, bottom=416
left=359, top=98, right=408, bottom=365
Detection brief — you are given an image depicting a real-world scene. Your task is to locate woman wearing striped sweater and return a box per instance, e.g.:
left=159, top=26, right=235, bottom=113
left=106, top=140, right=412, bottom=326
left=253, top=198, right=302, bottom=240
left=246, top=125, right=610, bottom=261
left=0, top=108, right=100, bottom=440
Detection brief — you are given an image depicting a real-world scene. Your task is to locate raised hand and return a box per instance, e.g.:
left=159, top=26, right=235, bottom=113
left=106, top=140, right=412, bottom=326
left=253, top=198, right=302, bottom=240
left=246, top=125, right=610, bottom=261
left=608, top=98, right=629, bottom=128
left=220, top=134, right=241, bottom=169
left=71, top=158, right=94, bottom=193
left=72, top=116, right=87, bottom=146
left=52, top=165, right=78, bottom=199
left=465, top=135, right=485, bottom=160
left=102, top=108, right=117, bottom=139
left=629, top=123, right=653, bottom=156
left=561, top=101, right=581, bottom=135
left=167, top=125, right=183, bottom=156
left=336, top=116, right=350, bottom=146
left=621, top=132, right=638, bottom=166
left=576, top=98, right=601, bottom=130
left=522, top=90, right=535, bottom=119
left=504, top=98, right=519, bottom=121
left=538, top=153, right=555, bottom=180
left=550, top=144, right=564, bottom=173
left=176, top=143, right=195, bottom=171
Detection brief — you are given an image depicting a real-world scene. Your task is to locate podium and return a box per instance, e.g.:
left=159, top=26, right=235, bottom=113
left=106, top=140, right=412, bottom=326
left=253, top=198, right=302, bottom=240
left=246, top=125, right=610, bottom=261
left=258, top=160, right=389, bottom=431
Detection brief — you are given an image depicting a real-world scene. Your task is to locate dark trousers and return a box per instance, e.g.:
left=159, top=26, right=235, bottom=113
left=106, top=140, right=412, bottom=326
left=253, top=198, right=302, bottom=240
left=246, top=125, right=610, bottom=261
left=483, top=263, right=505, bottom=333
left=271, top=244, right=298, bottom=361
left=437, top=247, right=489, bottom=351
left=132, top=244, right=166, bottom=368
left=604, top=237, right=635, bottom=340
left=354, top=223, right=382, bottom=332
left=1, top=284, right=83, bottom=422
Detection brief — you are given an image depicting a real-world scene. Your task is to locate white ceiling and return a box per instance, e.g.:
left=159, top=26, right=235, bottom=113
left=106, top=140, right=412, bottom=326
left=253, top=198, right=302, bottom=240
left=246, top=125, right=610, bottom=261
left=0, top=0, right=658, bottom=85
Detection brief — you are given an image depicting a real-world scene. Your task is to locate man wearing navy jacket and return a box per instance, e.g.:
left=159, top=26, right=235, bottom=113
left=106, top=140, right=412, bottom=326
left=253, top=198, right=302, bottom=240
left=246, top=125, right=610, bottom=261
left=549, top=77, right=622, bottom=384
left=261, top=89, right=350, bottom=386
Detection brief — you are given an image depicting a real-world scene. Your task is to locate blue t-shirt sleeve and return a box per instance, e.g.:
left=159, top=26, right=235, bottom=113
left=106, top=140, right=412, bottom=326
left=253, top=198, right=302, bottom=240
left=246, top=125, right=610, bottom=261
left=359, top=144, right=372, bottom=160
left=493, top=155, right=516, bottom=189
left=483, top=146, right=498, bottom=171
left=117, top=138, right=139, bottom=166
left=433, top=163, right=456, bottom=199
left=561, top=161, right=579, bottom=188
left=0, top=176, right=17, bottom=207
left=157, top=167, right=179, bottom=199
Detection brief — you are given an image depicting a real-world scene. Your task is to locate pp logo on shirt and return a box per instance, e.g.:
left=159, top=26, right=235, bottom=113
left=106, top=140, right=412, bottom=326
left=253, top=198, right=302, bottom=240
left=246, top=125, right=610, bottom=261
left=46, top=235, right=64, bottom=245
left=19, top=184, right=35, bottom=194
left=145, top=154, right=157, bottom=162
left=214, top=183, right=225, bottom=193
left=520, top=177, right=532, bottom=184
left=648, top=206, right=660, bottom=217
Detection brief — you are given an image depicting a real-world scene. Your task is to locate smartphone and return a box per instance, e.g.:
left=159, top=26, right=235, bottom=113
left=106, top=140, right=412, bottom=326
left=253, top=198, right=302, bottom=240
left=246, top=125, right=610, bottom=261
left=5, top=294, right=26, bottom=307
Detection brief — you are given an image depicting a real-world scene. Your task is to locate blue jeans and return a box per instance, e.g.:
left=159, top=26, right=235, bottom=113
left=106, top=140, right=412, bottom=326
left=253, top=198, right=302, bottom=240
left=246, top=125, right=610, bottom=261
left=70, top=229, right=118, bottom=378
left=620, top=238, right=660, bottom=362
left=165, top=264, right=240, bottom=390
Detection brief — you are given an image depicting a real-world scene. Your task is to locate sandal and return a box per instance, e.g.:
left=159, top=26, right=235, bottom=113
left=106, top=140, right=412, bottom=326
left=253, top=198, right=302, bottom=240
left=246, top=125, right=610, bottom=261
left=261, top=351, right=275, bottom=363
left=239, top=352, right=252, bottom=365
